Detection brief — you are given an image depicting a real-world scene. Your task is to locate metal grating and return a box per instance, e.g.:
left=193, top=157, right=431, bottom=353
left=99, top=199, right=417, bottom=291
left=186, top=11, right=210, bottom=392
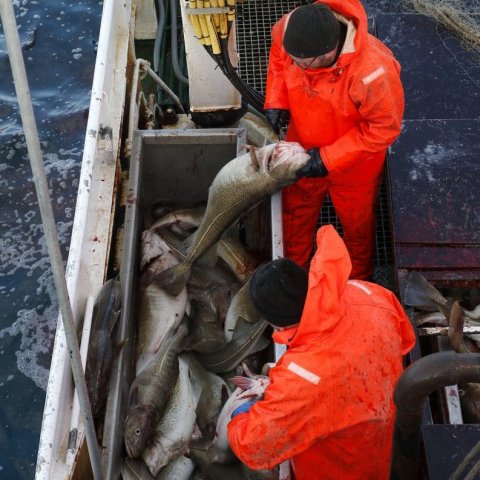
left=314, top=180, right=393, bottom=266
left=315, top=182, right=395, bottom=288
left=236, top=0, right=303, bottom=94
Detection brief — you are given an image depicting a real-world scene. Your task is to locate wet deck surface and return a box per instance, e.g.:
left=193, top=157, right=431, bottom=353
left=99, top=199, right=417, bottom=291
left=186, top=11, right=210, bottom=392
left=377, top=12, right=480, bottom=285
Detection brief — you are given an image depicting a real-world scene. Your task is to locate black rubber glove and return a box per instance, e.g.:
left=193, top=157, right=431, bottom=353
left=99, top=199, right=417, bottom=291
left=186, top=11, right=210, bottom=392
left=265, top=108, right=290, bottom=134
left=297, top=148, right=329, bottom=178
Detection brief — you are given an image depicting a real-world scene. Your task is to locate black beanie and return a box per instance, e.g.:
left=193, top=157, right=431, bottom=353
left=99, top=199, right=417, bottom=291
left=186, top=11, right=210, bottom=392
left=250, top=258, right=308, bottom=327
left=283, top=3, right=340, bottom=58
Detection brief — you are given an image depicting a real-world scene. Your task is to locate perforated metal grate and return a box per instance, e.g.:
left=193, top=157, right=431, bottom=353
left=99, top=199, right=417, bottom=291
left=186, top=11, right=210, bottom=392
left=236, top=0, right=303, bottom=94
left=314, top=180, right=392, bottom=265
left=235, top=1, right=393, bottom=285
left=316, top=182, right=394, bottom=288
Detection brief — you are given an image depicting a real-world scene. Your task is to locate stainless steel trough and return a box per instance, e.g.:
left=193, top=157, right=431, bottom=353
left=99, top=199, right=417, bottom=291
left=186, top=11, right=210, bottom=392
left=101, top=127, right=281, bottom=478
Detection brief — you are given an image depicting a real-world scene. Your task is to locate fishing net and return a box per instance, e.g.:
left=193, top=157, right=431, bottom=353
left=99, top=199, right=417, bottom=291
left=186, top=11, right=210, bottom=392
left=407, top=0, right=480, bottom=62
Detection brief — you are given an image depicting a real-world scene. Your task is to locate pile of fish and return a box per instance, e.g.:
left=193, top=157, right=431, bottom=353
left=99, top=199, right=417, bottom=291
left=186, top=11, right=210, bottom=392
left=117, top=141, right=310, bottom=479
left=404, top=271, right=480, bottom=422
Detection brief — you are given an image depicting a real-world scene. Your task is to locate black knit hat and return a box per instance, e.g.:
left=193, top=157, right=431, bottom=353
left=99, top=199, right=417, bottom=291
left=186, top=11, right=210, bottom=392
left=283, top=3, right=340, bottom=58
left=250, top=258, right=308, bottom=327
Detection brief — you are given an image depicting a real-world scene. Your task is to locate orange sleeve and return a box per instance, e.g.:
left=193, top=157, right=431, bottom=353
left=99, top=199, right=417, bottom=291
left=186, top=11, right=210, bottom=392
left=321, top=57, right=405, bottom=175
left=264, top=18, right=290, bottom=110
left=227, top=363, right=330, bottom=470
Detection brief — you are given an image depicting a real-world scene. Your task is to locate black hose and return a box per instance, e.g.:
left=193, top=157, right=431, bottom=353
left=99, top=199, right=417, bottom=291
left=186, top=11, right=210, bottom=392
left=153, top=0, right=166, bottom=73
left=219, top=37, right=265, bottom=113
left=391, top=351, right=480, bottom=480
left=169, top=0, right=189, bottom=85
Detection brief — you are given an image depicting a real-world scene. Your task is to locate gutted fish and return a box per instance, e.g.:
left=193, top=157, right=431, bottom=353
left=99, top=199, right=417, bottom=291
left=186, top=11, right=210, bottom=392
left=154, top=141, right=310, bottom=296
left=85, top=278, right=122, bottom=419
left=142, top=355, right=201, bottom=476
left=207, top=373, right=270, bottom=464
left=124, top=321, right=189, bottom=458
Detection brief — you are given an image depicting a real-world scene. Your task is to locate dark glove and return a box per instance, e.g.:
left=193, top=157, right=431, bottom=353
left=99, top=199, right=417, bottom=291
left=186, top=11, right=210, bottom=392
left=265, top=109, right=290, bottom=134
left=297, top=147, right=329, bottom=178
left=230, top=399, right=258, bottom=419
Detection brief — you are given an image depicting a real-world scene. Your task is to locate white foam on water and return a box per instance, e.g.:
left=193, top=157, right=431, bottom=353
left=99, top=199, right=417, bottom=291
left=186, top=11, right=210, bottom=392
left=0, top=144, right=81, bottom=391
left=0, top=272, right=59, bottom=390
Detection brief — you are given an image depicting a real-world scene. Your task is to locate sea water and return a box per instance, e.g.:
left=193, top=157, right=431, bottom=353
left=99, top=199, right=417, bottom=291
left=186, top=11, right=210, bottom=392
left=0, top=1, right=102, bottom=477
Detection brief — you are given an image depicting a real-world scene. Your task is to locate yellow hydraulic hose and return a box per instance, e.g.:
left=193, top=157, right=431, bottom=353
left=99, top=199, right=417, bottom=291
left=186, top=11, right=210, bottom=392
left=218, top=0, right=228, bottom=38
left=196, top=0, right=212, bottom=46
left=188, top=0, right=206, bottom=44
left=226, top=0, right=235, bottom=22
left=187, top=0, right=235, bottom=52
left=209, top=0, right=220, bottom=28
left=205, top=13, right=221, bottom=54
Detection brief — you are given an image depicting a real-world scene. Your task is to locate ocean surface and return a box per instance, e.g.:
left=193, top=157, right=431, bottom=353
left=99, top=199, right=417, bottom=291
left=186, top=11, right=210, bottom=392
left=0, top=1, right=102, bottom=478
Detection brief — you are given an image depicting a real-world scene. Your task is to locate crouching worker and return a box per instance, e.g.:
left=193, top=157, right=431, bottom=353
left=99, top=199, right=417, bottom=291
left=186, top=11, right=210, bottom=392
left=227, top=225, right=415, bottom=480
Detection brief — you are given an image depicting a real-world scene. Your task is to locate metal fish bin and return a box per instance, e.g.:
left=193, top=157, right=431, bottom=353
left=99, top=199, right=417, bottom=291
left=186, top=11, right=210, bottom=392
left=100, top=127, right=277, bottom=478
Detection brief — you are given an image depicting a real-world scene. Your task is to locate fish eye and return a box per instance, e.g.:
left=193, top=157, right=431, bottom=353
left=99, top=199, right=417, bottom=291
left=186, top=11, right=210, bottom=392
left=135, top=428, right=141, bottom=436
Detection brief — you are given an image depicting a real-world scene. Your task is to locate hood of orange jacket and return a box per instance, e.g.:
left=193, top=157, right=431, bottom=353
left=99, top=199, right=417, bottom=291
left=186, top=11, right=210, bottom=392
left=272, top=224, right=351, bottom=348
left=273, top=225, right=414, bottom=356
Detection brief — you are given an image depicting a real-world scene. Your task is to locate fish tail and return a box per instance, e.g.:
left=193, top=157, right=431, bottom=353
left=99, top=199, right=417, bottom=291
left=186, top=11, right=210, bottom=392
left=404, top=271, right=448, bottom=310
left=448, top=301, right=464, bottom=353
left=154, top=262, right=191, bottom=297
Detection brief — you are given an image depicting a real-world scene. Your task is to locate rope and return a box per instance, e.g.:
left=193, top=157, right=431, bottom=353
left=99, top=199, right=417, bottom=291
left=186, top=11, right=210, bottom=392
left=409, top=0, right=480, bottom=62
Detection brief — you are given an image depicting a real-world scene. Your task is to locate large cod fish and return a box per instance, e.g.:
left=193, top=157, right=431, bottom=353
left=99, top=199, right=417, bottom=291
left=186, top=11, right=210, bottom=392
left=124, top=321, right=189, bottom=458
left=155, top=141, right=310, bottom=297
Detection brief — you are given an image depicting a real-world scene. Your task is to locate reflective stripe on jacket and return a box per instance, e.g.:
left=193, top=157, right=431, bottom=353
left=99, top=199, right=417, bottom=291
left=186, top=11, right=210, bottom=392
left=264, top=0, right=404, bottom=182
left=227, top=225, right=416, bottom=479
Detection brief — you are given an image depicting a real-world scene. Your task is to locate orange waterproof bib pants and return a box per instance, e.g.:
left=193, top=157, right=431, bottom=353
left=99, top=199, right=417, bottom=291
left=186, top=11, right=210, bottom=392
left=282, top=172, right=383, bottom=279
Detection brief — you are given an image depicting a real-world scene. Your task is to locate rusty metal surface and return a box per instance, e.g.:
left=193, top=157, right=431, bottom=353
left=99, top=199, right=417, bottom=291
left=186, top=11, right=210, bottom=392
left=387, top=119, right=480, bottom=285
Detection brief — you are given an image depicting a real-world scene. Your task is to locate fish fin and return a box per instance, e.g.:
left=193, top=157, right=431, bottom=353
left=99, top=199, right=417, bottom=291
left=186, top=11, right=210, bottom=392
left=135, top=352, right=154, bottom=376
left=113, top=338, right=128, bottom=358
left=231, top=316, right=252, bottom=341
left=403, top=271, right=448, bottom=311
left=197, top=244, right=218, bottom=267
left=249, top=145, right=261, bottom=171
left=464, top=304, right=480, bottom=321
left=241, top=362, right=255, bottom=378
left=191, top=380, right=203, bottom=410
left=414, top=312, right=447, bottom=327
left=139, top=268, right=156, bottom=290
left=220, top=384, right=229, bottom=407
left=230, top=375, right=254, bottom=390
left=128, top=384, right=139, bottom=407
left=154, top=263, right=190, bottom=297
left=182, top=231, right=196, bottom=252
left=448, top=301, right=465, bottom=353
left=108, top=310, right=122, bottom=336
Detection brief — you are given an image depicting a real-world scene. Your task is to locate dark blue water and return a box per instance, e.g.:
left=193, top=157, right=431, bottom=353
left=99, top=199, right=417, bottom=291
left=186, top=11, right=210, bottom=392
left=0, top=2, right=102, bottom=478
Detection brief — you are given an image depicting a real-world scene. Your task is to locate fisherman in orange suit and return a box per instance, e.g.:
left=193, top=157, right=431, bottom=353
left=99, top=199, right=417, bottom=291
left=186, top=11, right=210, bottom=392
left=265, top=1, right=405, bottom=280
left=227, top=225, right=415, bottom=480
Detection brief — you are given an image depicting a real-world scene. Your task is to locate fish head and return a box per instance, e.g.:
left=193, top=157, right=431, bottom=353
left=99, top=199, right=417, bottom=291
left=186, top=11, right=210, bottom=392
left=124, top=404, right=157, bottom=458
left=267, top=141, right=310, bottom=182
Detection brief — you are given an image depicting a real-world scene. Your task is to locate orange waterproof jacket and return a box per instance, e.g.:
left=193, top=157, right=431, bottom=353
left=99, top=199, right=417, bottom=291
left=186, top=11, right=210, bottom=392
left=264, top=0, right=404, bottom=182
left=228, top=225, right=416, bottom=480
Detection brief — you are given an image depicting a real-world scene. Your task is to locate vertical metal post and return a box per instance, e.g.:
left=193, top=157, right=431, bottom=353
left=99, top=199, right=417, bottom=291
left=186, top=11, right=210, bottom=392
left=0, top=2, right=103, bottom=479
